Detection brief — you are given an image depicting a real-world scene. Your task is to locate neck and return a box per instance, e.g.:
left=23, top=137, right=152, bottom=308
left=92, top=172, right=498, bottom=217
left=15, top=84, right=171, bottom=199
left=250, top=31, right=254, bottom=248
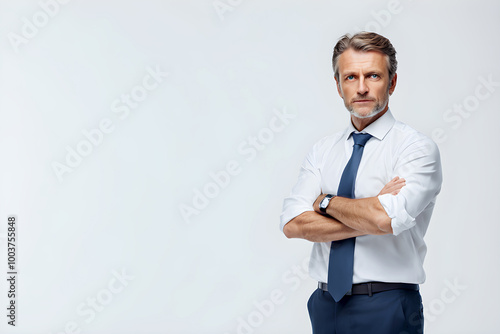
left=351, top=105, right=389, bottom=131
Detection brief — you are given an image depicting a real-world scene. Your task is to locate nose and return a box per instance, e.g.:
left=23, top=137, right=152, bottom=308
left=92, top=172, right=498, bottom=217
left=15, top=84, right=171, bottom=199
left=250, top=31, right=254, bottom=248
left=357, top=77, right=369, bottom=95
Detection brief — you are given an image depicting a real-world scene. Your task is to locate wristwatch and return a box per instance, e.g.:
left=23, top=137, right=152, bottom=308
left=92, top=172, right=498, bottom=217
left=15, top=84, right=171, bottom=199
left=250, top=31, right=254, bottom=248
left=319, top=194, right=335, bottom=213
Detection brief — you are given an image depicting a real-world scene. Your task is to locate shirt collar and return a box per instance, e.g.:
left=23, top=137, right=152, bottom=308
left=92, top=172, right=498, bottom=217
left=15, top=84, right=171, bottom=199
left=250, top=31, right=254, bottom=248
left=345, top=109, right=396, bottom=141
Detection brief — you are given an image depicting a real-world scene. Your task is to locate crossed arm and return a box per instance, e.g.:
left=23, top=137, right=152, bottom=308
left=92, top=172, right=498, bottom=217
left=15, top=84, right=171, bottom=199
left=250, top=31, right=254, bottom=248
left=283, top=177, right=405, bottom=242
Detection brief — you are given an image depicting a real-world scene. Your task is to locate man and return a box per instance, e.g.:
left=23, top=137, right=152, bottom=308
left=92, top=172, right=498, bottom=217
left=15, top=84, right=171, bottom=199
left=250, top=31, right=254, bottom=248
left=280, top=32, right=442, bottom=334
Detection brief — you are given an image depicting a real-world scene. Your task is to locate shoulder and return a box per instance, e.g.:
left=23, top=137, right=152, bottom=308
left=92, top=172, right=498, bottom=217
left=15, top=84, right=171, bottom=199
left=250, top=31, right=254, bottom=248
left=303, top=130, right=346, bottom=165
left=310, top=131, right=345, bottom=153
left=310, top=131, right=345, bottom=159
left=391, top=120, right=440, bottom=157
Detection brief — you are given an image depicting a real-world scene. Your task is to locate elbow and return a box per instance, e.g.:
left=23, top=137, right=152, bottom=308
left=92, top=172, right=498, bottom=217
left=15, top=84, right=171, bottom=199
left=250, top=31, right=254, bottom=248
left=283, top=222, right=293, bottom=238
left=283, top=215, right=305, bottom=239
left=283, top=221, right=297, bottom=239
left=375, top=215, right=393, bottom=234
left=369, top=198, right=393, bottom=234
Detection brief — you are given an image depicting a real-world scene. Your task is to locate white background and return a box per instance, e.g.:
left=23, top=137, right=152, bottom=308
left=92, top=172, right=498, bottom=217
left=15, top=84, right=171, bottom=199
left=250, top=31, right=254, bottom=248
left=0, top=0, right=499, bottom=333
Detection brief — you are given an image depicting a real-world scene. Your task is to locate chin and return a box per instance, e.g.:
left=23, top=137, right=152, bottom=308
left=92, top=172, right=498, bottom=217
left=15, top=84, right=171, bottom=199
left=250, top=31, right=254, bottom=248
left=348, top=102, right=387, bottom=119
left=350, top=109, right=379, bottom=119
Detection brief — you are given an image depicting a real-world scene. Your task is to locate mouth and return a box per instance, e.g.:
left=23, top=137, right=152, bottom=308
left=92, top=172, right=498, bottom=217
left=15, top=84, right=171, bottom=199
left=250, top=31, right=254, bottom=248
left=353, top=99, right=374, bottom=103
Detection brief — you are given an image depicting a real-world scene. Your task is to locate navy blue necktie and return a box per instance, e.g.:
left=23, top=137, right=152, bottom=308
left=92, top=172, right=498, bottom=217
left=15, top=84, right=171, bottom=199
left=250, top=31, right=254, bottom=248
left=327, top=132, right=372, bottom=302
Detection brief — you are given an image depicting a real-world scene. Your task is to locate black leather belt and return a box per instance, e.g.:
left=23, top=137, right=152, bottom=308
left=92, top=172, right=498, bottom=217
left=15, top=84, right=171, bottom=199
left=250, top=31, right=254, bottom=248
left=318, top=282, right=419, bottom=297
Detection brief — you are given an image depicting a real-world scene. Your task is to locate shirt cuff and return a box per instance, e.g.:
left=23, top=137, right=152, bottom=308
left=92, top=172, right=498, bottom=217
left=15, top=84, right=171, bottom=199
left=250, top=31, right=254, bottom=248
left=377, top=194, right=416, bottom=236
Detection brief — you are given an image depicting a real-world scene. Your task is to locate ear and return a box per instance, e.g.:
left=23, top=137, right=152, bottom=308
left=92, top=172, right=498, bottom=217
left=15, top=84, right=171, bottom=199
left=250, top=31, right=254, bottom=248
left=388, top=73, right=397, bottom=95
left=334, top=77, right=343, bottom=99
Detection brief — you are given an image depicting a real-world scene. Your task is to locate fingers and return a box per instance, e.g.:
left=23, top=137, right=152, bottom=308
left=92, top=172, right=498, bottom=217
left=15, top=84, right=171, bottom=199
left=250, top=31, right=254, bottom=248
left=382, top=177, right=406, bottom=195
left=389, top=176, right=405, bottom=184
left=391, top=177, right=406, bottom=194
left=378, top=176, right=406, bottom=196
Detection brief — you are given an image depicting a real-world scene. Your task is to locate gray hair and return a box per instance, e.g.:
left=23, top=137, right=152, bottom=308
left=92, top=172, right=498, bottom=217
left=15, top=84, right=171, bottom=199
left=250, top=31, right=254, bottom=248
left=332, top=32, right=398, bottom=82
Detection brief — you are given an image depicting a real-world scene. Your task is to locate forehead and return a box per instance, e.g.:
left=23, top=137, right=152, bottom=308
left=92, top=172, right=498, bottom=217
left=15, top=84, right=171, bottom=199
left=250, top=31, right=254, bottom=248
left=338, top=49, right=388, bottom=74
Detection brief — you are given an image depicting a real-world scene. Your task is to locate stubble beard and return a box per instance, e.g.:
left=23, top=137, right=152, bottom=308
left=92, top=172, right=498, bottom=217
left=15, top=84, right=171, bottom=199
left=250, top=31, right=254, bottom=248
left=341, top=86, right=391, bottom=119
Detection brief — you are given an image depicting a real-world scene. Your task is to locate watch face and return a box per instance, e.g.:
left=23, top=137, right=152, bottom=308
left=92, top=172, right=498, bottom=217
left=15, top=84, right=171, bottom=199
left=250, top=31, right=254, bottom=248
left=320, top=197, right=328, bottom=208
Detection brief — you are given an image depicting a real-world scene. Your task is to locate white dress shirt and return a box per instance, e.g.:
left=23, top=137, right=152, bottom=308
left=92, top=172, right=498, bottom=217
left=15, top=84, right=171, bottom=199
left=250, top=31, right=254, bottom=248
left=280, top=110, right=442, bottom=284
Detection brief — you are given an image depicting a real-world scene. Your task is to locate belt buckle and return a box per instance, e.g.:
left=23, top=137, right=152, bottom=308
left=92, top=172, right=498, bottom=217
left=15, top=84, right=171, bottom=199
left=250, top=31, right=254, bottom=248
left=345, top=289, right=352, bottom=296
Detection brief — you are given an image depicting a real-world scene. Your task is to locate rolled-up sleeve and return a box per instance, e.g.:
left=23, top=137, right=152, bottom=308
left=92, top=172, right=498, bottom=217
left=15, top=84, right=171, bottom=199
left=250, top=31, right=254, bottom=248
left=280, top=145, right=322, bottom=232
left=378, top=137, right=443, bottom=236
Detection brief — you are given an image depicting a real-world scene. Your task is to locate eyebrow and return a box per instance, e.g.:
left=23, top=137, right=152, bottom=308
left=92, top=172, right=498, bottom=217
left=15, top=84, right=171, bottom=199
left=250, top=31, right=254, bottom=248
left=342, top=70, right=384, bottom=76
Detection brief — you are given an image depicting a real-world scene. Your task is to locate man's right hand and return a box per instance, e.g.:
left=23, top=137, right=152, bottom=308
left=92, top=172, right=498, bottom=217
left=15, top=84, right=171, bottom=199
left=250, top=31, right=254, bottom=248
left=378, top=176, right=406, bottom=196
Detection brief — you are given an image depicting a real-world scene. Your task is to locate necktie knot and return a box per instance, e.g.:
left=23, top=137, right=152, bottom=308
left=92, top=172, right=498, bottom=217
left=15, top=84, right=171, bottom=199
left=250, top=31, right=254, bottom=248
left=352, top=133, right=372, bottom=147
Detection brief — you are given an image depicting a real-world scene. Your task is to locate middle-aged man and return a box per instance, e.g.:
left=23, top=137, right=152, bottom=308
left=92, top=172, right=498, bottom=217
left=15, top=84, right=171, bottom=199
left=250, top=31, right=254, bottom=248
left=280, top=32, right=443, bottom=334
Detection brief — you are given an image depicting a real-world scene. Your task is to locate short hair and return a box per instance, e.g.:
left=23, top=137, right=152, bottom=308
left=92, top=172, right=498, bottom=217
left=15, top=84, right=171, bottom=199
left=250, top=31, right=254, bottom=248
left=332, top=32, right=398, bottom=82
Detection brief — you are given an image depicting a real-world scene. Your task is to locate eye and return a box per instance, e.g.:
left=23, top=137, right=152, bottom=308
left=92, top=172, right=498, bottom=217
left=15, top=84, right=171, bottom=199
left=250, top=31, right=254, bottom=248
left=370, top=74, right=379, bottom=79
left=346, top=75, right=355, bottom=80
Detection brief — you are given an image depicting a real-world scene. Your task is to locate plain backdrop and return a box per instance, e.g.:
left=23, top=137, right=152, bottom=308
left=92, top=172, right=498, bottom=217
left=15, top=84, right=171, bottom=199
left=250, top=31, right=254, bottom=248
left=0, top=0, right=499, bottom=333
